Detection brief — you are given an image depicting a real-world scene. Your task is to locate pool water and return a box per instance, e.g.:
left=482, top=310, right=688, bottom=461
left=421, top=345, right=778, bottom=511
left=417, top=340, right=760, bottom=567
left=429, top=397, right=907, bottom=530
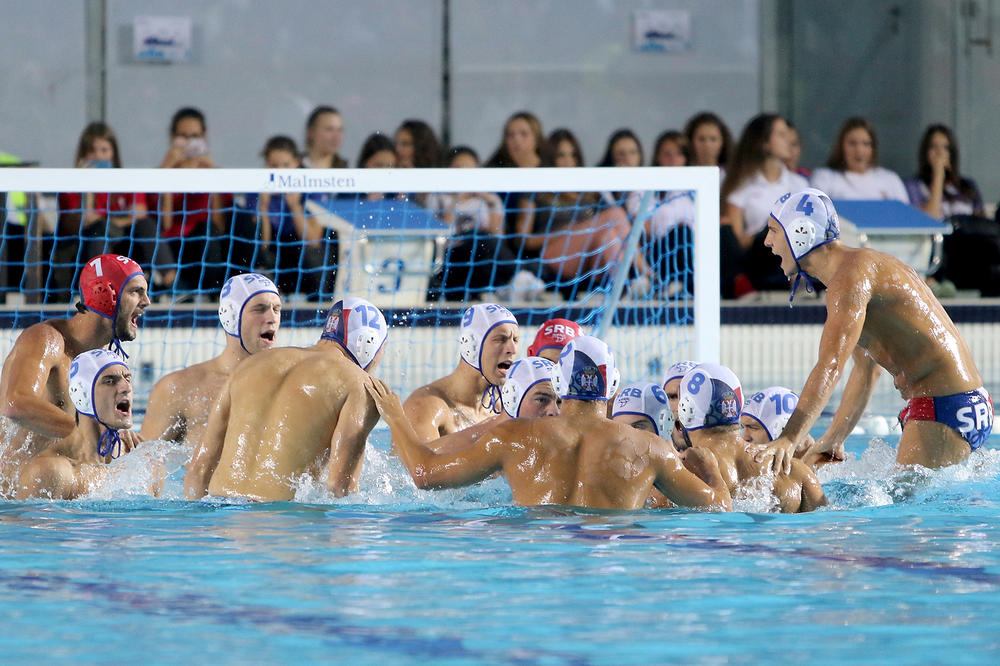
left=1, top=433, right=998, bottom=664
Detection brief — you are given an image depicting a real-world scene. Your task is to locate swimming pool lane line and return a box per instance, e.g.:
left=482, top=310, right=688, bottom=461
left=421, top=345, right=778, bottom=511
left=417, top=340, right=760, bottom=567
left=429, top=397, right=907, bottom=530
left=0, top=568, right=594, bottom=665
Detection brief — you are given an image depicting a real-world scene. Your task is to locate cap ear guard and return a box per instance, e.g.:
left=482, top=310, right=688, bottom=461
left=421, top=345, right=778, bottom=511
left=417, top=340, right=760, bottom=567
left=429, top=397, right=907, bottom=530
left=68, top=349, right=129, bottom=459
left=770, top=188, right=840, bottom=262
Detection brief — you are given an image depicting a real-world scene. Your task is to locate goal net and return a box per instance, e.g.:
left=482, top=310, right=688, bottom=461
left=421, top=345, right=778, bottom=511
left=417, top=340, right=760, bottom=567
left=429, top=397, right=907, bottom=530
left=0, top=166, right=720, bottom=422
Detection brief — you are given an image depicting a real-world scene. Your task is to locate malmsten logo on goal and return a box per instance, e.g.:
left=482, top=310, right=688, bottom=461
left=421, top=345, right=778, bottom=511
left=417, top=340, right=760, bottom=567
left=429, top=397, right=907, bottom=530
left=266, top=171, right=357, bottom=191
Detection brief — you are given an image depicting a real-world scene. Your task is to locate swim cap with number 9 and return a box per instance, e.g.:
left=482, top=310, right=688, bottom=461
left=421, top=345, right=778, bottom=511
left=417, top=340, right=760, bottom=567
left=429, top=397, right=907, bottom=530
left=458, top=303, right=518, bottom=373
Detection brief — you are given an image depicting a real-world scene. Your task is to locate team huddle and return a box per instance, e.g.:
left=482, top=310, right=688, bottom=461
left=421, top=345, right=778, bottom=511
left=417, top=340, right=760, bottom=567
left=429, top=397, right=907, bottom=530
left=0, top=188, right=993, bottom=509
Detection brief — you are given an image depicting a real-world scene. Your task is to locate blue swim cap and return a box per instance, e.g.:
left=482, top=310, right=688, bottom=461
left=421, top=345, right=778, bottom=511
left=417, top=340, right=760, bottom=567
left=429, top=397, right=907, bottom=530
left=218, top=273, right=280, bottom=353
left=612, top=381, right=673, bottom=437
left=320, top=296, right=388, bottom=370
left=676, top=363, right=743, bottom=431
left=742, top=386, right=799, bottom=441
left=68, top=349, right=129, bottom=458
left=551, top=336, right=620, bottom=402
left=500, top=357, right=556, bottom=418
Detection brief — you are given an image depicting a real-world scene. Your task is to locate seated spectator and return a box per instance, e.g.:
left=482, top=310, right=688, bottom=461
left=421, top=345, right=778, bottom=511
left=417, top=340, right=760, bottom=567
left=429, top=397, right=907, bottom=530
left=905, top=124, right=997, bottom=296
left=256, top=136, right=332, bottom=300
left=549, top=127, right=585, bottom=168
left=646, top=130, right=696, bottom=296
left=905, top=123, right=985, bottom=219
left=810, top=117, right=908, bottom=201
left=150, top=107, right=228, bottom=293
left=784, top=120, right=811, bottom=179
left=683, top=111, right=733, bottom=180
left=721, top=113, right=809, bottom=296
left=356, top=132, right=398, bottom=201
left=302, top=105, right=348, bottom=168
left=394, top=119, right=442, bottom=169
left=426, top=146, right=518, bottom=301
left=54, top=122, right=176, bottom=298
left=512, top=127, right=650, bottom=300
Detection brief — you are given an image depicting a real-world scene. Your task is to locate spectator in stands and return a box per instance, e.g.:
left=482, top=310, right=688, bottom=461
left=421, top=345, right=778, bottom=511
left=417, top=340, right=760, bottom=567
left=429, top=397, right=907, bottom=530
left=513, top=127, right=650, bottom=300
left=485, top=111, right=550, bottom=169
left=905, top=124, right=997, bottom=297
left=153, top=107, right=227, bottom=292
left=905, top=123, right=985, bottom=219
left=426, top=146, right=518, bottom=301
left=55, top=122, right=176, bottom=298
left=0, top=150, right=33, bottom=300
left=684, top=111, right=733, bottom=179
left=646, top=130, right=695, bottom=297
left=257, top=136, right=331, bottom=299
left=549, top=128, right=585, bottom=168
left=394, top=119, right=442, bottom=169
left=784, top=121, right=811, bottom=179
left=810, top=117, right=908, bottom=201
left=302, top=105, right=348, bottom=168
left=721, top=113, right=808, bottom=297
left=597, top=128, right=644, bottom=171
left=356, top=132, right=398, bottom=202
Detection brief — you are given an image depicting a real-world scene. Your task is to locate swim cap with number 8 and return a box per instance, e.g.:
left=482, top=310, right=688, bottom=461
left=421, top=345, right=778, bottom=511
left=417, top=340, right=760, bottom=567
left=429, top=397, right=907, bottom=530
left=677, top=363, right=743, bottom=431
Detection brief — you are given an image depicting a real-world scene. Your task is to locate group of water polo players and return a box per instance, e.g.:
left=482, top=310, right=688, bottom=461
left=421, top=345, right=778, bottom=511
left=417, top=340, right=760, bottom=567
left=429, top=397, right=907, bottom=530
left=0, top=188, right=992, bottom=508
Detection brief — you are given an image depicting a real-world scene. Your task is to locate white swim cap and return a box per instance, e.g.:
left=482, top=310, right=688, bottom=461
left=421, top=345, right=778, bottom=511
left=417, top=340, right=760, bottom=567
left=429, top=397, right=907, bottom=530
left=663, top=360, right=698, bottom=387
left=769, top=188, right=840, bottom=262
left=612, top=381, right=673, bottom=437
left=551, top=335, right=620, bottom=402
left=501, top=357, right=556, bottom=418
left=69, top=349, right=129, bottom=458
left=218, top=273, right=280, bottom=352
left=69, top=349, right=127, bottom=418
left=742, top=386, right=799, bottom=441
left=320, top=296, right=388, bottom=370
left=458, top=303, right=518, bottom=373
left=676, top=363, right=743, bottom=431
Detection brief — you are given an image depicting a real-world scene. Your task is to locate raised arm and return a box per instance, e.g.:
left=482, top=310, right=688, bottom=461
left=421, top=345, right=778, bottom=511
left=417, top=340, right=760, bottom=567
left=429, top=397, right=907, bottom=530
left=183, top=379, right=232, bottom=499
left=654, top=443, right=731, bottom=511
left=367, top=379, right=504, bottom=489
left=324, top=384, right=381, bottom=497
left=804, top=347, right=881, bottom=467
left=1, top=326, right=76, bottom=439
left=755, top=264, right=873, bottom=473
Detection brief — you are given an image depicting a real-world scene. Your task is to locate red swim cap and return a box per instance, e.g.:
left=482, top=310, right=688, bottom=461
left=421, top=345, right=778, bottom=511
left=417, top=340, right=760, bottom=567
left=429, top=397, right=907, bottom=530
left=79, top=254, right=144, bottom=319
left=527, top=318, right=583, bottom=357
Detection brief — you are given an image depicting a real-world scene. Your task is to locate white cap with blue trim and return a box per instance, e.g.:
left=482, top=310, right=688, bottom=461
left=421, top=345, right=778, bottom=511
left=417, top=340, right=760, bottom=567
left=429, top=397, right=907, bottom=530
left=676, top=363, right=743, bottom=431
left=218, top=273, right=280, bottom=352
left=458, top=303, right=518, bottom=374
left=612, top=381, right=673, bottom=437
left=68, top=349, right=129, bottom=458
left=551, top=335, right=620, bottom=401
left=742, top=386, right=799, bottom=441
left=501, top=357, right=555, bottom=418
left=663, top=360, right=697, bottom=387
left=320, top=296, right=388, bottom=370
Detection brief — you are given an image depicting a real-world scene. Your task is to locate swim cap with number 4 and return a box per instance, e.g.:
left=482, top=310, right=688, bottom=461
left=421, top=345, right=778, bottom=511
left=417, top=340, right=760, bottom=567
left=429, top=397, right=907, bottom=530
left=321, top=296, right=388, bottom=370
left=769, top=187, right=840, bottom=261
left=742, top=386, right=799, bottom=441
left=677, top=363, right=743, bottom=431
left=551, top=335, right=620, bottom=401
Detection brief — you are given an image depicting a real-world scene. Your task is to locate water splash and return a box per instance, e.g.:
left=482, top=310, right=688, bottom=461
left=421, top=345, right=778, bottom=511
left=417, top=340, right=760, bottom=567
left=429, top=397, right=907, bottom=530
left=85, top=440, right=191, bottom=501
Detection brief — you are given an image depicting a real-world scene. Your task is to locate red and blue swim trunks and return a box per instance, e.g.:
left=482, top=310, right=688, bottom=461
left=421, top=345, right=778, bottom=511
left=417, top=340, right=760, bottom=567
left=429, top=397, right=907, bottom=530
left=898, top=387, right=994, bottom=451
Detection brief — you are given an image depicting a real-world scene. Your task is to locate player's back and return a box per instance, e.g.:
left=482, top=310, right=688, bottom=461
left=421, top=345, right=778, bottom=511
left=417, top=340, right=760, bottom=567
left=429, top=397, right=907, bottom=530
left=571, top=418, right=667, bottom=510
left=209, top=347, right=361, bottom=500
